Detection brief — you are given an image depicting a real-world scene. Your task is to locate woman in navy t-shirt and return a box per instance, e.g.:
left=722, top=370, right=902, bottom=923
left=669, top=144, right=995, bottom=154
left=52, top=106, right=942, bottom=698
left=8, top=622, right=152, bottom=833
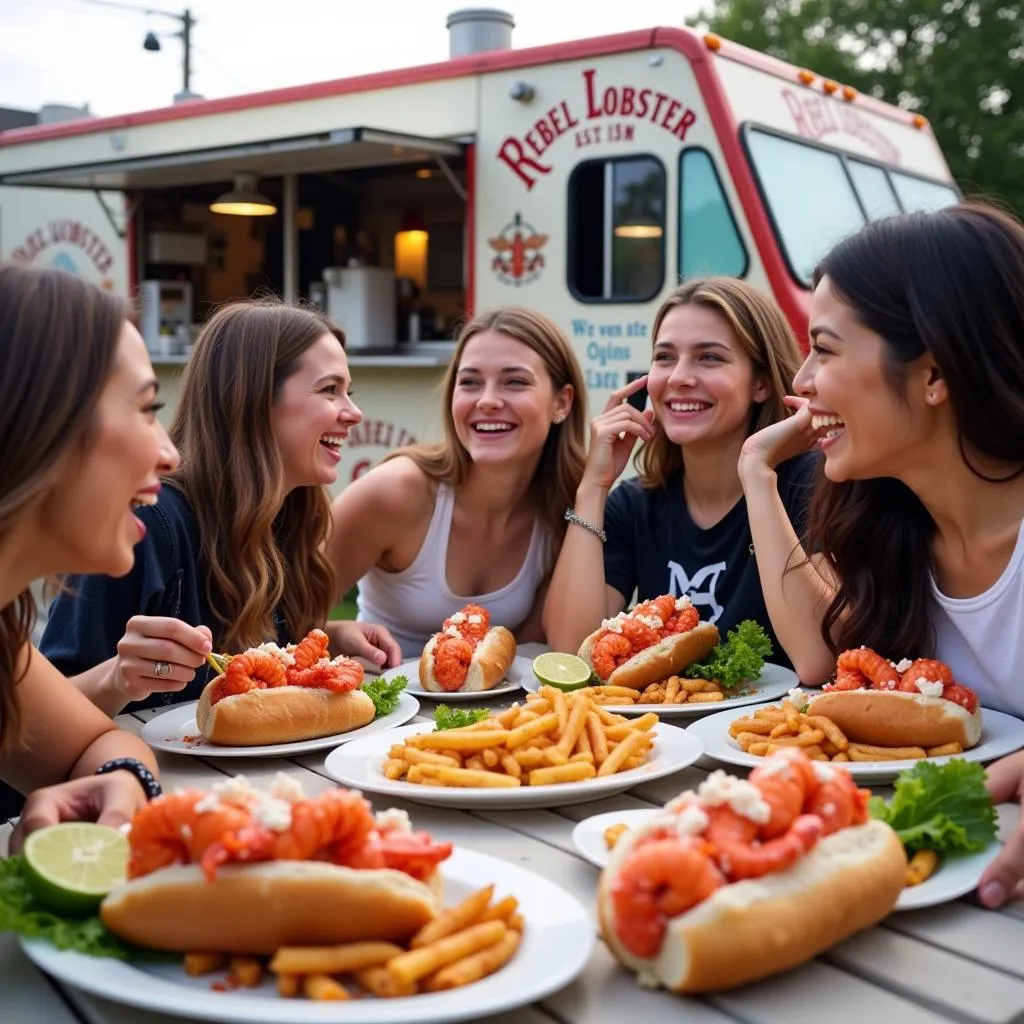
left=543, top=278, right=820, bottom=672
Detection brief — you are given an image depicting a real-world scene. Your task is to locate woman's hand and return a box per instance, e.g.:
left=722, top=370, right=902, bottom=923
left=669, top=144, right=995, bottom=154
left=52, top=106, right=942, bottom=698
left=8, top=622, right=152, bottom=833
left=330, top=620, right=403, bottom=669
left=739, top=396, right=818, bottom=482
left=978, top=751, right=1024, bottom=908
left=114, top=616, right=213, bottom=700
left=9, top=771, right=148, bottom=853
left=582, top=376, right=655, bottom=492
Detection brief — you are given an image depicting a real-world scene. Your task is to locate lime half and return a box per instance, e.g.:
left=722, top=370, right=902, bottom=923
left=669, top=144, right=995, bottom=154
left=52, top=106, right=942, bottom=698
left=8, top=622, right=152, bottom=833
left=532, top=652, right=594, bottom=691
left=22, top=822, right=129, bottom=916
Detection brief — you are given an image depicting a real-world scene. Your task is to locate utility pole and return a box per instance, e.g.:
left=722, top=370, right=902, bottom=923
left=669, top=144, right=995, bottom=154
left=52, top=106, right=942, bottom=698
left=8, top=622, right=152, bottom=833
left=180, top=8, right=194, bottom=97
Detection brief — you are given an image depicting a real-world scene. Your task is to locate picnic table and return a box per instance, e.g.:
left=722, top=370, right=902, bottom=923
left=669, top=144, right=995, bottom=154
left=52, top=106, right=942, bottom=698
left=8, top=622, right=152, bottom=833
left=4, top=648, right=1024, bottom=1024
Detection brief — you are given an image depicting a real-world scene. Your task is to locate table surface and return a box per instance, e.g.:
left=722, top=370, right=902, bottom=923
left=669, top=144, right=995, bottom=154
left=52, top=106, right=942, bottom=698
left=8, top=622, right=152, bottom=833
left=5, top=651, right=1024, bottom=1024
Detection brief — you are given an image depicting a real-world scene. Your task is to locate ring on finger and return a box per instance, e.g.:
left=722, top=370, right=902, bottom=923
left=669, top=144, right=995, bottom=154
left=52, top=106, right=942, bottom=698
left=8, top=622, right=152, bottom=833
left=153, top=660, right=172, bottom=679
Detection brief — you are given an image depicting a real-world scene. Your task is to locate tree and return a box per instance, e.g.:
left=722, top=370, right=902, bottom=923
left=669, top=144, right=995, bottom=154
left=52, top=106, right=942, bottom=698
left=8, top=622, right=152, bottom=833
left=686, top=0, right=1023, bottom=213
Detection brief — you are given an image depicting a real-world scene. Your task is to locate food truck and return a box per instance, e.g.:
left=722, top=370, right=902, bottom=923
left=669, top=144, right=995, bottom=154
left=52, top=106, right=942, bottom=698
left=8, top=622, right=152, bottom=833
left=0, top=10, right=959, bottom=492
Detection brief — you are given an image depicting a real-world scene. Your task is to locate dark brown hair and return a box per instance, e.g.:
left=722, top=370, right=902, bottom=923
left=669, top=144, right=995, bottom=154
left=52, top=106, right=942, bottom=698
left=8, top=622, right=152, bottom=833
left=0, top=263, right=126, bottom=749
left=386, top=306, right=588, bottom=539
left=636, top=277, right=803, bottom=488
left=169, top=299, right=342, bottom=651
left=807, top=202, right=1024, bottom=657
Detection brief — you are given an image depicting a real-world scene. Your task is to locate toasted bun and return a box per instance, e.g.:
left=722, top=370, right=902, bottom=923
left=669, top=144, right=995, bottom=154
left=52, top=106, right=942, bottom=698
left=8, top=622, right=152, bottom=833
left=806, top=689, right=983, bottom=750
left=100, top=861, right=441, bottom=954
left=598, top=818, right=906, bottom=993
left=196, top=684, right=376, bottom=746
left=419, top=626, right=517, bottom=693
left=579, top=622, right=721, bottom=691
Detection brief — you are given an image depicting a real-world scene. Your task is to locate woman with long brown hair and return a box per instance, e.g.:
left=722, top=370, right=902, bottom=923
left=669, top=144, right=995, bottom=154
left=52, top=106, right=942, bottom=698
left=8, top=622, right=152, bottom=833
left=739, top=201, right=1024, bottom=909
left=0, top=263, right=165, bottom=843
left=41, top=299, right=401, bottom=715
left=328, top=306, right=587, bottom=658
left=544, top=277, right=818, bottom=670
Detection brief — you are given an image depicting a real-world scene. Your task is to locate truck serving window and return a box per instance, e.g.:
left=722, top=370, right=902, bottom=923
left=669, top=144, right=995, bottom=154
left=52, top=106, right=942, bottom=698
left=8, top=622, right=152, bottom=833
left=746, top=129, right=866, bottom=287
left=679, top=148, right=747, bottom=279
left=568, top=155, right=666, bottom=303
left=889, top=171, right=960, bottom=213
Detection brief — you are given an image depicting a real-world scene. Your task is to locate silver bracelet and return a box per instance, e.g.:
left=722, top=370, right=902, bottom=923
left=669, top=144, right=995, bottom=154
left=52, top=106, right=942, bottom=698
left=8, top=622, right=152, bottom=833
left=565, top=507, right=607, bottom=543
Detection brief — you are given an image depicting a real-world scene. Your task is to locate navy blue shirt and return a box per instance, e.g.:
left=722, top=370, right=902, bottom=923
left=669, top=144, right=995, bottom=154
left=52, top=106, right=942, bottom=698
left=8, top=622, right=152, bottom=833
left=602, top=453, right=819, bottom=670
left=40, top=483, right=287, bottom=711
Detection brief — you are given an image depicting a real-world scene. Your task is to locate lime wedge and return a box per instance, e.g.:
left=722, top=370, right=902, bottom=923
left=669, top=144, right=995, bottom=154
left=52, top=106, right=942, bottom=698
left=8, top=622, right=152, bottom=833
left=22, top=822, right=129, bottom=916
left=532, top=652, right=594, bottom=691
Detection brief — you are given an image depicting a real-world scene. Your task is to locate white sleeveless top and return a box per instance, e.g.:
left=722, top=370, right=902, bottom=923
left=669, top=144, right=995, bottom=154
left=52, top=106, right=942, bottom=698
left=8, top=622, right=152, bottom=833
left=930, top=519, right=1024, bottom=717
left=356, top=484, right=553, bottom=659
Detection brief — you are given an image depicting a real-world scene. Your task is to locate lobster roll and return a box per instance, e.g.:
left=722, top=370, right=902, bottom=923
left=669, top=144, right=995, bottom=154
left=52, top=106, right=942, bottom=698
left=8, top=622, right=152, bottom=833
left=419, top=604, right=517, bottom=693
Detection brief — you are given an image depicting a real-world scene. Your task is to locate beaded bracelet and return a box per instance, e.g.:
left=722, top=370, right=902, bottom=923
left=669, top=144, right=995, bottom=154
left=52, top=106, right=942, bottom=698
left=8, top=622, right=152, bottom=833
left=564, top=507, right=607, bottom=543
left=94, top=758, right=163, bottom=801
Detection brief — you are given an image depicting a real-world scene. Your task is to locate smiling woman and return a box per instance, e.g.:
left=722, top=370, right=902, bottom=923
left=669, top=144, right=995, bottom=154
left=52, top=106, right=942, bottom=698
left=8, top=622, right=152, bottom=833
left=327, top=306, right=588, bottom=659
left=39, top=299, right=402, bottom=719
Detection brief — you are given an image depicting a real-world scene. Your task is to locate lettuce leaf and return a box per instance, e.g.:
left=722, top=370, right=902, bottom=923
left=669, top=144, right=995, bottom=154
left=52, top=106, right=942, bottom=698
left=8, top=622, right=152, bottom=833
left=684, top=620, right=774, bottom=689
left=868, top=759, right=998, bottom=854
left=361, top=674, right=407, bottom=717
left=434, top=705, right=490, bottom=730
left=0, top=856, right=130, bottom=958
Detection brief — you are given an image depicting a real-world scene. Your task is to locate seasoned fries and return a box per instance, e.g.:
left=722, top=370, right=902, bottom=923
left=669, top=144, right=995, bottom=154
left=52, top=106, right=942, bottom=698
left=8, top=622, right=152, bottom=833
left=385, top=688, right=659, bottom=787
left=604, top=823, right=629, bottom=849
left=905, top=848, right=940, bottom=887
left=728, top=698, right=966, bottom=763
left=182, top=885, right=526, bottom=1001
left=587, top=676, right=727, bottom=706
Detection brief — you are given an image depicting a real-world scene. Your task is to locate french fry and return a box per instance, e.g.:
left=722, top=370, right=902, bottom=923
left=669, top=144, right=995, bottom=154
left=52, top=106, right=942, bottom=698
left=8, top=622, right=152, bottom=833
left=506, top=712, right=559, bottom=750
left=303, top=974, right=349, bottom=1001
left=411, top=885, right=494, bottom=948
left=906, top=848, right=940, bottom=886
left=276, top=972, right=300, bottom=998
left=729, top=717, right=774, bottom=736
left=227, top=956, right=264, bottom=988
left=529, top=761, right=596, bottom=785
left=664, top=676, right=681, bottom=703
left=688, top=691, right=724, bottom=702
left=598, top=728, right=647, bottom=776
left=604, top=822, right=629, bottom=849
left=409, top=729, right=511, bottom=751
left=415, top=764, right=522, bottom=788
left=586, top=712, right=609, bottom=765
left=400, top=748, right=461, bottom=768
left=183, top=952, right=226, bottom=976
left=270, top=941, right=404, bottom=975
left=806, top=715, right=849, bottom=751
left=500, top=753, right=522, bottom=778
left=480, top=894, right=519, bottom=923
left=354, top=965, right=416, bottom=998
left=926, top=742, right=964, bottom=757
left=387, top=920, right=507, bottom=987
left=555, top=696, right=591, bottom=757
left=465, top=755, right=486, bottom=772
left=847, top=743, right=927, bottom=761
left=422, top=928, right=522, bottom=991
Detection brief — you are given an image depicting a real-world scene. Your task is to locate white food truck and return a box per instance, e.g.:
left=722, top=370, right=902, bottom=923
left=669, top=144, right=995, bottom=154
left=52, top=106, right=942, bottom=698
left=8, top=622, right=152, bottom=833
left=0, top=10, right=959, bottom=492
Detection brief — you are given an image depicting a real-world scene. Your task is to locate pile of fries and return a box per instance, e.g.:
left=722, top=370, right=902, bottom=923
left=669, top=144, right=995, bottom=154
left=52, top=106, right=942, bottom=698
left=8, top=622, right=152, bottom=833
left=383, top=687, right=659, bottom=787
left=184, top=884, right=522, bottom=1000
left=585, top=677, right=726, bottom=706
left=728, top=698, right=967, bottom=762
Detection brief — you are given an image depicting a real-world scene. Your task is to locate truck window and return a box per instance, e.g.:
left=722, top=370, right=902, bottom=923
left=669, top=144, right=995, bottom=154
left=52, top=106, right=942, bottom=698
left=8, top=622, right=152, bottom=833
left=568, top=155, right=666, bottom=303
left=679, top=148, right=747, bottom=279
left=889, top=171, right=960, bottom=213
left=846, top=160, right=901, bottom=220
left=746, top=129, right=866, bottom=287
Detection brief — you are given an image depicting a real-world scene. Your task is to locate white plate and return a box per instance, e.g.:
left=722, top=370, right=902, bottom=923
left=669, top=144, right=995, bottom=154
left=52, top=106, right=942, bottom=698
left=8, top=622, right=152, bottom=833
left=380, top=656, right=531, bottom=702
left=323, top=722, right=705, bottom=809
left=685, top=703, right=1024, bottom=781
left=140, top=692, right=421, bottom=758
left=572, top=809, right=658, bottom=869
left=20, top=846, right=594, bottom=1024
left=894, top=841, right=1004, bottom=911
left=523, top=663, right=798, bottom=718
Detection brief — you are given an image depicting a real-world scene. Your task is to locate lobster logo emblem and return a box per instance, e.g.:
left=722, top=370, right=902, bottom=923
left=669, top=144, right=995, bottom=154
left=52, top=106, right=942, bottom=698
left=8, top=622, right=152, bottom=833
left=488, top=212, right=548, bottom=286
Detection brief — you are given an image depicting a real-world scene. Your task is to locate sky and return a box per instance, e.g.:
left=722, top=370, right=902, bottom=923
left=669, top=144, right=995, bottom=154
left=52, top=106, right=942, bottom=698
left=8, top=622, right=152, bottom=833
left=1, top=0, right=705, bottom=117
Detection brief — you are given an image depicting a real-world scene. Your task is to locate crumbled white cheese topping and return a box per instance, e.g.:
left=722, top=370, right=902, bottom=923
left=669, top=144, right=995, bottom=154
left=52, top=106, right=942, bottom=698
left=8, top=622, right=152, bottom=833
left=915, top=678, right=944, bottom=698
left=787, top=687, right=805, bottom=705
left=894, top=658, right=913, bottom=673
left=600, top=617, right=625, bottom=633
left=634, top=614, right=663, bottom=630
left=269, top=773, right=306, bottom=804
left=194, top=793, right=222, bottom=814
left=674, top=595, right=693, bottom=611
left=697, top=771, right=771, bottom=824
left=252, top=796, right=293, bottom=832
left=253, top=641, right=296, bottom=666
left=757, top=755, right=795, bottom=778
left=674, top=805, right=710, bottom=836
left=448, top=612, right=466, bottom=624
left=375, top=808, right=412, bottom=832
left=467, top=614, right=483, bottom=625
left=443, top=625, right=461, bottom=638
left=812, top=762, right=837, bottom=783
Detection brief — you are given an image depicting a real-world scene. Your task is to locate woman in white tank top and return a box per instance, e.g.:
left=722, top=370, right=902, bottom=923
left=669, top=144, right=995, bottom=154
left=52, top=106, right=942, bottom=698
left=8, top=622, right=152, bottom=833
left=326, top=307, right=587, bottom=659
left=738, top=202, right=1024, bottom=911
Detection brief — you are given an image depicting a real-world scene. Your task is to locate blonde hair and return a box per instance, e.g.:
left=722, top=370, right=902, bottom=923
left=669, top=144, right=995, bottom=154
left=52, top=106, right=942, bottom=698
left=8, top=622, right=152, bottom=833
left=387, top=307, right=587, bottom=538
left=637, top=278, right=802, bottom=488
left=169, top=299, right=340, bottom=651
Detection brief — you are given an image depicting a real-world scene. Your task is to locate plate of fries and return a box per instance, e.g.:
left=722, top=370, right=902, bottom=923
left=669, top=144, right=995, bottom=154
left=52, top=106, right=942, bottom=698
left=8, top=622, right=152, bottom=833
left=570, top=808, right=659, bottom=869
left=323, top=686, right=705, bottom=808
left=523, top=664, right=797, bottom=717
left=685, top=698, right=1024, bottom=781
left=19, top=846, right=594, bottom=1024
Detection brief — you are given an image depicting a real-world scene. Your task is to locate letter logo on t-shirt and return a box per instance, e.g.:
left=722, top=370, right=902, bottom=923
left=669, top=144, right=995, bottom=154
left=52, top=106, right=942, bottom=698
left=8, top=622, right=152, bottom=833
left=666, top=559, right=727, bottom=623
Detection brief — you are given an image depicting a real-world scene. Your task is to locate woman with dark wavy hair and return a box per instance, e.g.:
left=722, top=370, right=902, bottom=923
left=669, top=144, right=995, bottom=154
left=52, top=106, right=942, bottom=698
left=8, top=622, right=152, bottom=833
left=41, top=299, right=401, bottom=715
left=739, top=200, right=1024, bottom=909
left=0, top=263, right=167, bottom=843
